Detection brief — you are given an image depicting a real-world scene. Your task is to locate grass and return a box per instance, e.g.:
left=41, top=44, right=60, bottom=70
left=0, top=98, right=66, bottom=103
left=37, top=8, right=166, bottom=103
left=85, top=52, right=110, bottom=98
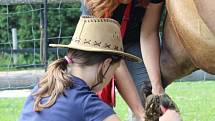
left=0, top=81, right=215, bottom=121
left=114, top=81, right=215, bottom=121
left=114, top=94, right=129, bottom=121
left=166, top=81, right=215, bottom=121
left=0, top=98, right=25, bottom=121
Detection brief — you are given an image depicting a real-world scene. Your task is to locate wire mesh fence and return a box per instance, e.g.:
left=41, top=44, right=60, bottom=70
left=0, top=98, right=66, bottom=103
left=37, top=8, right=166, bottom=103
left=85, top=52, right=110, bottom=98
left=0, top=0, right=215, bottom=121
left=0, top=0, right=80, bottom=90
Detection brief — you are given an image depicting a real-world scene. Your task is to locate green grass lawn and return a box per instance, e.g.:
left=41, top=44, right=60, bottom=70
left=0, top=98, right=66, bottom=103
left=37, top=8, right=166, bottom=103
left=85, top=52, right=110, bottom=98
left=166, top=81, right=215, bottom=121
left=0, top=81, right=215, bottom=121
left=115, top=81, right=215, bottom=121
left=0, top=98, right=25, bottom=121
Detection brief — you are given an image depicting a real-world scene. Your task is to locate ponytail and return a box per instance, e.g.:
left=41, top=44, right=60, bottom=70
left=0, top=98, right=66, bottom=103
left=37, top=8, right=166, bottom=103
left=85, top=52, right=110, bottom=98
left=32, top=49, right=121, bottom=112
left=33, top=58, right=72, bottom=112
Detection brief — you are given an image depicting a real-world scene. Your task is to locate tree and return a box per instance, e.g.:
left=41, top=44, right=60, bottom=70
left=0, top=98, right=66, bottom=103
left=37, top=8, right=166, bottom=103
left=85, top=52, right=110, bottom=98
left=0, top=3, right=81, bottom=48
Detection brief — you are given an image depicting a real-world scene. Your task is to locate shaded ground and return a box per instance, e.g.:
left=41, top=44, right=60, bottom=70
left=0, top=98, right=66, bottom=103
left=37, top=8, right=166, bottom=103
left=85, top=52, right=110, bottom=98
left=0, top=70, right=44, bottom=90
left=1, top=69, right=214, bottom=91
left=0, top=89, right=31, bottom=98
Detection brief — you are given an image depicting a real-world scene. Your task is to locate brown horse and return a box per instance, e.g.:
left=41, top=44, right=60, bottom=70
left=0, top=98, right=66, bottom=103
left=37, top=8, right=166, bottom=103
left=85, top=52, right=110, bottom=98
left=160, top=0, right=215, bottom=85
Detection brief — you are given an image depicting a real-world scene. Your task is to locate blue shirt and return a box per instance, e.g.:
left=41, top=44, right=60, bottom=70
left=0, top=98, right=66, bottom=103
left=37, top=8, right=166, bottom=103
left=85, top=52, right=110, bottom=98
left=18, top=76, right=115, bottom=121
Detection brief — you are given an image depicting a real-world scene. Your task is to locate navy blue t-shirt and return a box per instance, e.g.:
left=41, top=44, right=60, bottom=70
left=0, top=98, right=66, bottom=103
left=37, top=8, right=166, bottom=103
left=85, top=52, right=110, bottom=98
left=18, top=76, right=115, bottom=121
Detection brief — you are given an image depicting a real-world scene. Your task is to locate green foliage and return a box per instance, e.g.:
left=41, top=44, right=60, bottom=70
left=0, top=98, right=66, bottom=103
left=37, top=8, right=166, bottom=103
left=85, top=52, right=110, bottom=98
left=0, top=3, right=81, bottom=69
left=0, top=53, right=40, bottom=71
left=0, top=6, right=10, bottom=46
left=0, top=3, right=81, bottom=48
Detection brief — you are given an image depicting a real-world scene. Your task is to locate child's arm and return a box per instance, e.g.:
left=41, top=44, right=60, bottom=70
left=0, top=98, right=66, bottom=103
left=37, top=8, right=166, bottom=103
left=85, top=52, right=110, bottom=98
left=103, top=114, right=121, bottom=121
left=115, top=61, right=145, bottom=120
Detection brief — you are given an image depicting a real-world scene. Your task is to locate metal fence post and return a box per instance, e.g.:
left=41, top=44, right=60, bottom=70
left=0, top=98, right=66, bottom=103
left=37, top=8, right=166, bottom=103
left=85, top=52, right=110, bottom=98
left=43, top=0, right=48, bottom=71
left=12, top=28, right=17, bottom=64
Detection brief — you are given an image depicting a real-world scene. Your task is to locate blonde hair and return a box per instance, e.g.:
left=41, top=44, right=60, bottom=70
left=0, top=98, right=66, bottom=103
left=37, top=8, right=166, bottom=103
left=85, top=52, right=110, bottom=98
left=33, top=59, right=71, bottom=112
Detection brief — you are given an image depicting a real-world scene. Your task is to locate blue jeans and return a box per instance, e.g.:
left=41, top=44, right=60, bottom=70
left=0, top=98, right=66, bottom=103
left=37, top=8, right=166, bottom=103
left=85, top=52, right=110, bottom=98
left=125, top=42, right=168, bottom=96
left=124, top=43, right=150, bottom=95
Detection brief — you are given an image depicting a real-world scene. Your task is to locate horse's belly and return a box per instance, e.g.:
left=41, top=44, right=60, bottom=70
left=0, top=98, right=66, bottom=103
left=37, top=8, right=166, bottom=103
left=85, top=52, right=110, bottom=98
left=160, top=16, right=197, bottom=83
left=161, top=0, right=215, bottom=83
left=194, top=0, right=215, bottom=35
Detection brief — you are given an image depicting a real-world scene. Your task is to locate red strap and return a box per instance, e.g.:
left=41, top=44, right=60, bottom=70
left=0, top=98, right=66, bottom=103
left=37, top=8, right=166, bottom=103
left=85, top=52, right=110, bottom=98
left=110, top=3, right=132, bottom=107
left=120, top=3, right=132, bottom=38
left=96, top=78, right=115, bottom=106
left=97, top=2, right=132, bottom=107
left=111, top=77, right=115, bottom=106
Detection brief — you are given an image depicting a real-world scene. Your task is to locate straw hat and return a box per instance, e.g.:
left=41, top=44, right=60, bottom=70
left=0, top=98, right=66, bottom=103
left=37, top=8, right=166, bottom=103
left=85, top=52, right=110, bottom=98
left=49, top=16, right=142, bottom=62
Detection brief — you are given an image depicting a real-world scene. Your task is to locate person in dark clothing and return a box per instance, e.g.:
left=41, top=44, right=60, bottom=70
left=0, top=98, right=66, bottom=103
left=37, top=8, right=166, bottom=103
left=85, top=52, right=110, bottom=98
left=82, top=0, right=165, bottom=120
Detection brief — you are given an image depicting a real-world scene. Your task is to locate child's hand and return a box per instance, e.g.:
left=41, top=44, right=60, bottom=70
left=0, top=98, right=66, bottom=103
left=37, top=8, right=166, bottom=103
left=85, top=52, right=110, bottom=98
left=159, top=109, right=182, bottom=121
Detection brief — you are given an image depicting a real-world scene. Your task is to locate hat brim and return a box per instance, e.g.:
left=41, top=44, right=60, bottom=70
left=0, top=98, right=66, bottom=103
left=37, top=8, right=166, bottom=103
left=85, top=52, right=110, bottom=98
left=49, top=44, right=142, bottom=63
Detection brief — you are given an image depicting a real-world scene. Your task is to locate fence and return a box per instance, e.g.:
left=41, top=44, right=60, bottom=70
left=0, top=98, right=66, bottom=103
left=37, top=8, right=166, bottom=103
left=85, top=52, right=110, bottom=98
left=0, top=0, right=80, bottom=90
left=0, top=1, right=215, bottom=121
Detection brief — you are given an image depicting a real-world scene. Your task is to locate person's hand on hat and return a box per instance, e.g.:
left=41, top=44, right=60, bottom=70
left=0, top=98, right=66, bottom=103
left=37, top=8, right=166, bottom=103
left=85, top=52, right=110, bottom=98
left=86, top=0, right=131, bottom=17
